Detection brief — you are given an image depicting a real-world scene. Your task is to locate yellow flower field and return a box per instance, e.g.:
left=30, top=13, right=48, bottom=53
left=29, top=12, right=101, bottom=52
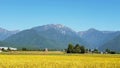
left=0, top=54, right=120, bottom=68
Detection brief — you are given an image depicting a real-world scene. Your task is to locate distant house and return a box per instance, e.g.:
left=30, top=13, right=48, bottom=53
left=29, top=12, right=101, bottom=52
left=9, top=47, right=17, bottom=51
left=0, top=47, right=17, bottom=51
left=100, top=52, right=103, bottom=54
left=0, top=47, right=9, bottom=50
left=44, top=48, right=48, bottom=52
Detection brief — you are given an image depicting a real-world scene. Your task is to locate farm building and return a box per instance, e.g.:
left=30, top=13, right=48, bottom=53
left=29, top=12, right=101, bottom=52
left=44, top=48, right=48, bottom=52
left=0, top=47, right=17, bottom=51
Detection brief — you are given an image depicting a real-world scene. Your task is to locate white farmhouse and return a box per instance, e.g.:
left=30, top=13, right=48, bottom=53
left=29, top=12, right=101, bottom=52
left=0, top=47, right=9, bottom=50
left=0, top=47, right=17, bottom=51
left=9, top=47, right=17, bottom=51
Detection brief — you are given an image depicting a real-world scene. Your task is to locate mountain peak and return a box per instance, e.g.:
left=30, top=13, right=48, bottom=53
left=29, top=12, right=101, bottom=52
left=0, top=27, right=8, bottom=32
left=88, top=28, right=98, bottom=31
left=44, top=24, right=65, bottom=29
left=33, top=24, right=75, bottom=32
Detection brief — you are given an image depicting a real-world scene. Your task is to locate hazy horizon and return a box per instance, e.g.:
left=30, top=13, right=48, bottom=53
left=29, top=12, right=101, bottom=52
left=0, top=0, right=120, bottom=31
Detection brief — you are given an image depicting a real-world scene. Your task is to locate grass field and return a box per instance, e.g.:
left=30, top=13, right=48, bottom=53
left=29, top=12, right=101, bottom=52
left=0, top=51, right=120, bottom=68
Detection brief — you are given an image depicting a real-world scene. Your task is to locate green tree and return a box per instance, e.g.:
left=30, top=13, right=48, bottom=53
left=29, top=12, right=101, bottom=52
left=22, top=48, right=27, bottom=51
left=89, top=49, right=91, bottom=52
left=67, top=43, right=74, bottom=53
left=85, top=49, right=89, bottom=53
left=73, top=44, right=81, bottom=53
left=93, top=49, right=99, bottom=53
left=105, top=48, right=111, bottom=53
left=1, top=48, right=5, bottom=51
left=110, top=51, right=116, bottom=54
left=80, top=46, right=85, bottom=53
left=7, top=47, right=11, bottom=51
left=67, top=43, right=86, bottom=54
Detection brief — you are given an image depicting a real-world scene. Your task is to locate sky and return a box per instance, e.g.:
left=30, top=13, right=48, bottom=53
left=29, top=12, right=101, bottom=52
left=0, top=0, right=120, bottom=31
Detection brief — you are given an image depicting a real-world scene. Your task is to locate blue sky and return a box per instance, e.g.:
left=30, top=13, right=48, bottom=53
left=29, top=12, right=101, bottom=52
left=0, top=0, right=120, bottom=31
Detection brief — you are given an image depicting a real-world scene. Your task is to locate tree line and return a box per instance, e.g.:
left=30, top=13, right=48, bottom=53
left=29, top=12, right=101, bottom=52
left=66, top=43, right=117, bottom=54
left=66, top=43, right=85, bottom=53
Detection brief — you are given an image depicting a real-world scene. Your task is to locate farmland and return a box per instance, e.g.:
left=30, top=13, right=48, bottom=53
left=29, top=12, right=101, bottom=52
left=0, top=51, right=120, bottom=68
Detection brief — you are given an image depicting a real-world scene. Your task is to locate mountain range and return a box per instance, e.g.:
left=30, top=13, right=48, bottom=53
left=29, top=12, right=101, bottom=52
left=99, top=35, right=120, bottom=52
left=79, top=28, right=120, bottom=49
left=0, top=24, right=120, bottom=52
left=3, top=24, right=87, bottom=49
left=0, top=27, right=19, bottom=40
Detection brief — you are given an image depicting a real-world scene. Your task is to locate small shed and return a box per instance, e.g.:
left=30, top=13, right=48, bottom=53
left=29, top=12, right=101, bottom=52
left=44, top=48, right=48, bottom=52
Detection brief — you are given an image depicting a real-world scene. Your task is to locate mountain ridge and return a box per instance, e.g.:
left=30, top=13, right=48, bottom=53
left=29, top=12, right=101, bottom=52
left=0, top=24, right=120, bottom=51
left=99, top=34, right=120, bottom=52
left=0, top=27, right=19, bottom=40
left=4, top=24, right=88, bottom=49
left=78, top=28, right=120, bottom=49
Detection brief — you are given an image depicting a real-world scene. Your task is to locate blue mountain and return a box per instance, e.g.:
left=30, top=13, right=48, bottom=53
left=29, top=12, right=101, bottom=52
left=78, top=28, right=120, bottom=49
left=0, top=27, right=19, bottom=40
left=99, top=34, right=120, bottom=52
left=4, top=24, right=88, bottom=49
